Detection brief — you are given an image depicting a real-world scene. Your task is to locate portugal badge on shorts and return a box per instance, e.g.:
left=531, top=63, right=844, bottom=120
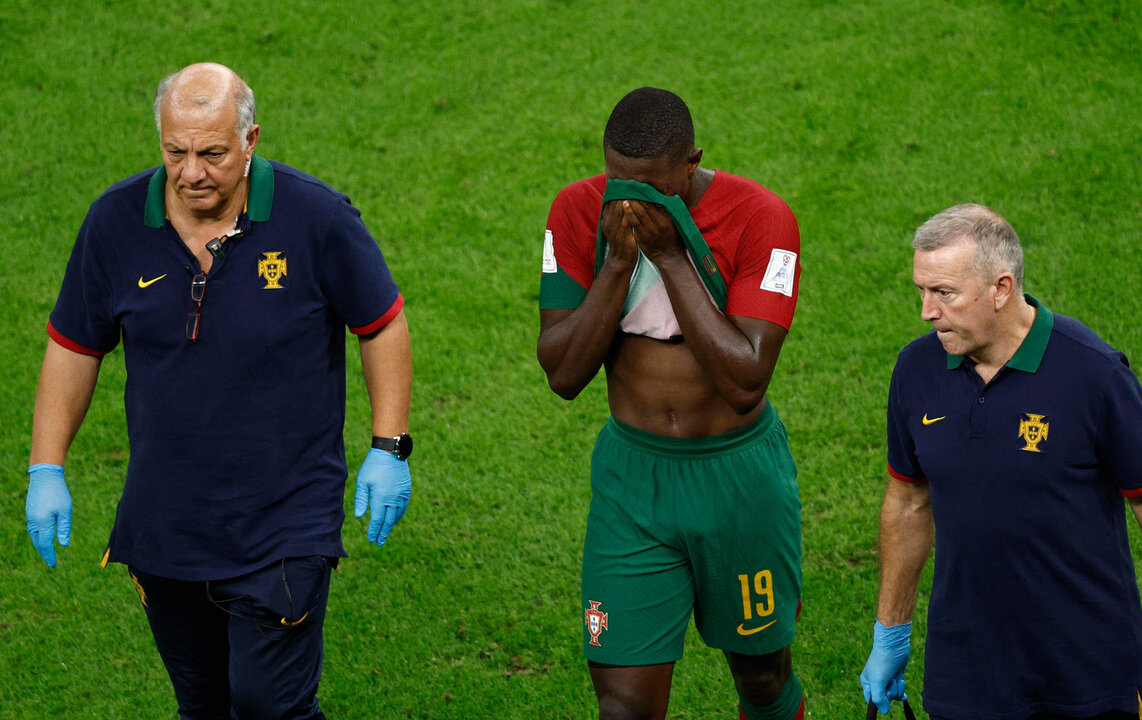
left=1018, top=413, right=1049, bottom=452
left=258, top=251, right=288, bottom=289
left=584, top=600, right=608, bottom=647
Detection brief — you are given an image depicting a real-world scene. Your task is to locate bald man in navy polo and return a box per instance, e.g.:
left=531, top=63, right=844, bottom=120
left=25, top=63, right=414, bottom=719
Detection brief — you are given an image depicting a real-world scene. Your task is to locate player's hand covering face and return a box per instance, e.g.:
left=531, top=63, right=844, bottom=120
left=622, top=199, right=682, bottom=261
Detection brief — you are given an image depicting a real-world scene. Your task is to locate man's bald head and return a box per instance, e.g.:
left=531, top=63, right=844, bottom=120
left=154, top=63, right=256, bottom=149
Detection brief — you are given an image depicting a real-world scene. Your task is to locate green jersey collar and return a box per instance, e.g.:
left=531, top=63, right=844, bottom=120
left=946, top=293, right=1053, bottom=372
left=144, top=169, right=166, bottom=228
left=144, top=155, right=274, bottom=228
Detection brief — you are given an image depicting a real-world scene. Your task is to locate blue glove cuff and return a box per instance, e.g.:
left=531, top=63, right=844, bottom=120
left=873, top=619, right=912, bottom=649
left=29, top=463, right=65, bottom=475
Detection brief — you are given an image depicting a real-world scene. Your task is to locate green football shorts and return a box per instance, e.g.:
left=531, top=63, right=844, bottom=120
left=581, top=401, right=801, bottom=666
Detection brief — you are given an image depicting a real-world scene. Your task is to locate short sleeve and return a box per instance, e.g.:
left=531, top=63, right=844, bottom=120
left=1097, top=355, right=1142, bottom=496
left=48, top=205, right=121, bottom=356
left=725, top=197, right=801, bottom=329
left=539, top=181, right=597, bottom=310
left=319, top=195, right=403, bottom=335
left=886, top=356, right=924, bottom=482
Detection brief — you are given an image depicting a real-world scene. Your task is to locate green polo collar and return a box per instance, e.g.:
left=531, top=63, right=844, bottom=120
left=947, top=293, right=1053, bottom=372
left=144, top=155, right=274, bottom=228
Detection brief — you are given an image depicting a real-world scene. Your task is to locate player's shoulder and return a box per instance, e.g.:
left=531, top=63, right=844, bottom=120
left=709, top=170, right=772, bottom=197
left=699, top=171, right=797, bottom=242
left=547, top=174, right=606, bottom=237
left=708, top=170, right=793, bottom=214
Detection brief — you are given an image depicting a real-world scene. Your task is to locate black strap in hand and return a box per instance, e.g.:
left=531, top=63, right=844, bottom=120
left=866, top=699, right=917, bottom=720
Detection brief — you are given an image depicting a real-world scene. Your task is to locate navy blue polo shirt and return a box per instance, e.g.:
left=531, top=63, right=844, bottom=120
left=887, top=295, right=1142, bottom=720
left=49, top=157, right=403, bottom=581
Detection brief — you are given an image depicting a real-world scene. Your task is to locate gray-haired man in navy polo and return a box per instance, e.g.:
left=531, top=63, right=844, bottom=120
left=861, top=203, right=1142, bottom=720
left=25, top=62, right=414, bottom=719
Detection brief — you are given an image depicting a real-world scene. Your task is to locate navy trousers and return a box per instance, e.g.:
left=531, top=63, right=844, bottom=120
left=129, top=556, right=333, bottom=720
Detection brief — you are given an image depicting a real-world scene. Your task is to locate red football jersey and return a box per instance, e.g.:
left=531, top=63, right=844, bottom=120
left=541, top=171, right=800, bottom=330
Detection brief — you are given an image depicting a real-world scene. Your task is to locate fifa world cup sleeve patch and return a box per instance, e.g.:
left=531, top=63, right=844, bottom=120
left=760, top=249, right=797, bottom=297
left=542, top=229, right=557, bottom=273
left=539, top=227, right=589, bottom=310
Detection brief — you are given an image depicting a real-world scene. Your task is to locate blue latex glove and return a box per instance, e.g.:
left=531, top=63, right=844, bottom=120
left=26, top=464, right=72, bottom=568
left=352, top=449, right=411, bottom=548
left=861, top=619, right=911, bottom=714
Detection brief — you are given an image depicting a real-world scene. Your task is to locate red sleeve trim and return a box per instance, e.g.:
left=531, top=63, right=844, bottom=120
left=349, top=294, right=405, bottom=336
left=887, top=463, right=922, bottom=483
left=47, top=321, right=110, bottom=357
left=1121, top=487, right=1142, bottom=498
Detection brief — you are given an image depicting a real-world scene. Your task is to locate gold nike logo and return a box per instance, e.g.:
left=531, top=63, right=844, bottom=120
left=138, top=274, right=168, bottom=288
left=922, top=414, right=946, bottom=425
left=736, top=619, right=777, bottom=636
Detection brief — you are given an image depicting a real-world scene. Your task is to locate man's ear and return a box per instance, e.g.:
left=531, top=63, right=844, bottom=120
left=245, top=124, right=261, bottom=155
left=686, top=148, right=703, bottom=176
left=992, top=271, right=1017, bottom=310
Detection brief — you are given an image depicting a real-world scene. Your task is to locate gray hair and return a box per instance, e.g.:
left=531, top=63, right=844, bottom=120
left=153, top=68, right=256, bottom=150
left=912, top=203, right=1024, bottom=289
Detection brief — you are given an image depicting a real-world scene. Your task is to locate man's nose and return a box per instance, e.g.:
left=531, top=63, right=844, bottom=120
left=183, top=155, right=206, bottom=181
left=920, top=292, right=940, bottom=322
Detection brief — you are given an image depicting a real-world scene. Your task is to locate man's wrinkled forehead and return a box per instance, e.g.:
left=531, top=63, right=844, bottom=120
left=912, top=239, right=977, bottom=285
left=159, top=98, right=240, bottom=140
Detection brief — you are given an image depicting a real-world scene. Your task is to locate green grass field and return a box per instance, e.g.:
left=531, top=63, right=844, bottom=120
left=2, top=1, right=1141, bottom=717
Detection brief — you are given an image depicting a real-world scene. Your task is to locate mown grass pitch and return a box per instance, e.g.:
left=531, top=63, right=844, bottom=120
left=1, top=1, right=1140, bottom=717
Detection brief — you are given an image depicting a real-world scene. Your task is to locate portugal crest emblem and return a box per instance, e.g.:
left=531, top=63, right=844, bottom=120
left=1018, top=413, right=1049, bottom=452
left=584, top=600, right=608, bottom=647
left=258, top=251, right=288, bottom=289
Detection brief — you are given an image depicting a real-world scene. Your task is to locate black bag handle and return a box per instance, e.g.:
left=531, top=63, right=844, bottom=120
left=866, top=699, right=917, bottom=720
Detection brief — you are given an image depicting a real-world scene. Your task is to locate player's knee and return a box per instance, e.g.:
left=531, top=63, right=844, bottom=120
left=737, top=669, right=803, bottom=720
left=596, top=688, right=667, bottom=720
left=731, top=654, right=791, bottom=708
left=737, top=667, right=789, bottom=707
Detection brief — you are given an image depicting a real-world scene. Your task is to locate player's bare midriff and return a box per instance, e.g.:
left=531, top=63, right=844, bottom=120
left=605, top=333, right=764, bottom=437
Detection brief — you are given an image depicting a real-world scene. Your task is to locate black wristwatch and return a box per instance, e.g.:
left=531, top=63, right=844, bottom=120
left=372, top=433, right=413, bottom=461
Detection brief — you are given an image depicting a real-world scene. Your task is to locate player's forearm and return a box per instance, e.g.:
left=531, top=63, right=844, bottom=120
left=655, top=254, right=779, bottom=413
left=876, top=479, right=934, bottom=626
left=359, top=311, right=412, bottom=437
left=537, top=263, right=631, bottom=399
left=30, top=340, right=102, bottom=466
